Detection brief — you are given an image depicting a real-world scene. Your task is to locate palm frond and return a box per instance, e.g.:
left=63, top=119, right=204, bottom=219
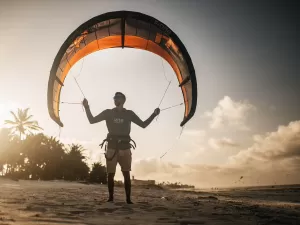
left=18, top=108, right=29, bottom=121
left=4, top=120, right=18, bottom=125
left=23, top=121, right=38, bottom=126
left=9, top=111, right=20, bottom=123
left=27, top=125, right=43, bottom=130
left=24, top=115, right=33, bottom=121
left=17, top=108, right=22, bottom=120
left=27, top=127, right=40, bottom=131
left=22, top=122, right=35, bottom=127
left=22, top=108, right=30, bottom=120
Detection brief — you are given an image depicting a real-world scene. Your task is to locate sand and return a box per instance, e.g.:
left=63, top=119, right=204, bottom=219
left=0, top=178, right=299, bottom=225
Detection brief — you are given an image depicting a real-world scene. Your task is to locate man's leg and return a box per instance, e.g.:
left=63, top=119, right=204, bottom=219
left=122, top=171, right=133, bottom=204
left=106, top=149, right=118, bottom=202
left=119, top=149, right=133, bottom=204
left=107, top=173, right=115, bottom=202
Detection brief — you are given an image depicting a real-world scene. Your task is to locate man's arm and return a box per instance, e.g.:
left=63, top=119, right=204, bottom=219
left=130, top=110, right=158, bottom=128
left=82, top=98, right=108, bottom=124
left=85, top=106, right=108, bottom=124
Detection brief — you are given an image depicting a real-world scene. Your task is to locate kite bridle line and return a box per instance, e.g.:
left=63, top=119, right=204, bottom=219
left=76, top=57, right=85, bottom=79
left=71, top=77, right=86, bottom=112
left=57, top=57, right=87, bottom=115
left=158, top=80, right=172, bottom=108
left=61, top=56, right=181, bottom=113
left=156, top=56, right=186, bottom=159
left=60, top=101, right=184, bottom=112
left=75, top=51, right=86, bottom=111
left=62, top=58, right=87, bottom=111
left=57, top=59, right=87, bottom=142
left=160, top=103, right=183, bottom=112
left=73, top=76, right=86, bottom=99
left=58, top=55, right=183, bottom=143
left=57, top=125, right=61, bottom=140
left=161, top=57, right=168, bottom=82
left=156, top=57, right=176, bottom=121
left=159, top=125, right=185, bottom=159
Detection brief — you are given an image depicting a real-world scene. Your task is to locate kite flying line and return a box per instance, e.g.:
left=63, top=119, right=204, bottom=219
left=160, top=125, right=185, bottom=159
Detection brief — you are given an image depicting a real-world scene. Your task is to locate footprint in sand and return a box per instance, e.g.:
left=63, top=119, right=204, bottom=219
left=138, top=205, right=151, bottom=210
left=136, top=201, right=149, bottom=204
left=114, top=202, right=127, bottom=207
left=156, top=217, right=178, bottom=223
left=25, top=205, right=47, bottom=213
left=0, top=217, right=16, bottom=223
left=151, top=206, right=168, bottom=211
left=77, top=205, right=93, bottom=211
left=177, top=218, right=206, bottom=224
left=33, top=218, right=82, bottom=224
left=56, top=212, right=81, bottom=220
left=136, top=201, right=150, bottom=207
left=69, top=210, right=90, bottom=215
left=96, top=208, right=118, bottom=213
left=113, top=202, right=137, bottom=211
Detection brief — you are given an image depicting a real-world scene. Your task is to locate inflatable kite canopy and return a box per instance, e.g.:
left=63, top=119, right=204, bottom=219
left=48, top=11, right=197, bottom=127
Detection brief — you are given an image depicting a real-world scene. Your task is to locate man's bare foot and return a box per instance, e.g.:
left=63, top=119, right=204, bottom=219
left=126, top=199, right=133, bottom=204
left=107, top=197, right=114, bottom=202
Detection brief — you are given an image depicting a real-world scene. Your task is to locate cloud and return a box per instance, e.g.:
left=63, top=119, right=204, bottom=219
left=183, top=129, right=206, bottom=138
left=204, top=96, right=256, bottom=130
left=131, top=158, right=261, bottom=188
left=183, top=147, right=206, bottom=160
left=181, top=129, right=206, bottom=146
left=229, top=120, right=300, bottom=167
left=131, top=121, right=300, bottom=188
left=180, top=130, right=207, bottom=159
left=208, top=137, right=240, bottom=150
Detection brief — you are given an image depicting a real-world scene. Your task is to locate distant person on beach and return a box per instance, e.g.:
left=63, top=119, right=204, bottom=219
left=82, top=92, right=160, bottom=204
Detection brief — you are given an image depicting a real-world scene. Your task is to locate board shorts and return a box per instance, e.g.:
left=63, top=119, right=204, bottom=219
left=106, top=148, right=132, bottom=173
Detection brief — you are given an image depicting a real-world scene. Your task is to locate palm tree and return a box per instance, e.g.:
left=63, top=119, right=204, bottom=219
left=89, top=162, right=107, bottom=184
left=4, top=108, right=43, bottom=139
left=63, top=144, right=90, bottom=181
left=0, top=128, right=22, bottom=177
left=67, top=144, right=86, bottom=160
left=42, top=136, right=65, bottom=180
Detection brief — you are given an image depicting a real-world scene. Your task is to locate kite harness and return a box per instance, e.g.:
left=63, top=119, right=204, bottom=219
left=99, top=134, right=136, bottom=161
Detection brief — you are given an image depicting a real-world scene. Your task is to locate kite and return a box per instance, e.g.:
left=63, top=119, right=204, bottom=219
left=47, top=11, right=197, bottom=127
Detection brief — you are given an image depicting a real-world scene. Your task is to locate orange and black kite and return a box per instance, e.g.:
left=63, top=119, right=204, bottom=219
left=48, top=11, right=197, bottom=127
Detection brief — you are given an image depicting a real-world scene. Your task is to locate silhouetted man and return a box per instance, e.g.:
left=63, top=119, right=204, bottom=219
left=82, top=92, right=160, bottom=204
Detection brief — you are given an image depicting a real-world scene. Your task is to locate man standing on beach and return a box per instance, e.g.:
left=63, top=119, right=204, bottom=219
left=82, top=92, right=160, bottom=204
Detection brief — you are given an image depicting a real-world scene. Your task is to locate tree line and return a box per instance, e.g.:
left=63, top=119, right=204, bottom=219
left=0, top=108, right=107, bottom=183
left=0, top=108, right=195, bottom=188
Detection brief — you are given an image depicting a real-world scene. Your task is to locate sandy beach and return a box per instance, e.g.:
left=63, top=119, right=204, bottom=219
left=0, top=178, right=299, bottom=225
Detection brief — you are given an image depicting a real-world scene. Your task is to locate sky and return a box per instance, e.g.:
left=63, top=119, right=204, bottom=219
left=0, top=0, right=299, bottom=188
